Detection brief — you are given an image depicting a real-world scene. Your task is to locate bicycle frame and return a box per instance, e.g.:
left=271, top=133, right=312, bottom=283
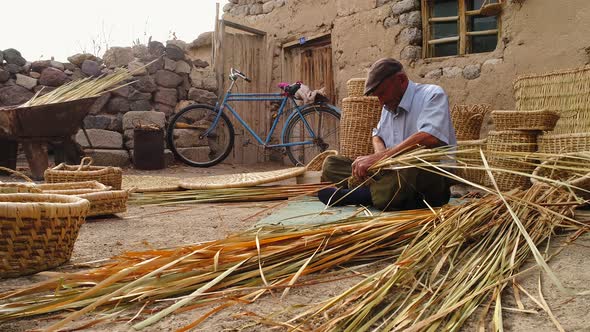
left=204, top=79, right=325, bottom=148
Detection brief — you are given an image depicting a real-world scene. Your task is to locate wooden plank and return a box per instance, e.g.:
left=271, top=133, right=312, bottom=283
left=466, top=29, right=499, bottom=36
left=222, top=19, right=266, bottom=36
left=427, top=36, right=460, bottom=45
left=459, top=0, right=466, bottom=55
left=282, top=32, right=331, bottom=49
left=428, top=16, right=459, bottom=23
left=421, top=0, right=431, bottom=58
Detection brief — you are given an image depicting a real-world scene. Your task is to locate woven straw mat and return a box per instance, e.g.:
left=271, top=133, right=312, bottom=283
left=122, top=175, right=181, bottom=192
left=180, top=167, right=306, bottom=190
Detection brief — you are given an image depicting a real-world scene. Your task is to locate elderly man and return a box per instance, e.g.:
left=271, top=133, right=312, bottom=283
left=319, top=58, right=456, bottom=210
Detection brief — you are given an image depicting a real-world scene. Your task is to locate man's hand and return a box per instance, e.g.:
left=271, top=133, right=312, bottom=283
left=352, top=153, right=383, bottom=179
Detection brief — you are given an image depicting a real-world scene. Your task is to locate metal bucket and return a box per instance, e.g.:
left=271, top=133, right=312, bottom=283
left=133, top=128, right=165, bottom=170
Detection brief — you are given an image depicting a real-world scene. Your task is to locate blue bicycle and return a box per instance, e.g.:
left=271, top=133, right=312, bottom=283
left=167, top=68, right=341, bottom=167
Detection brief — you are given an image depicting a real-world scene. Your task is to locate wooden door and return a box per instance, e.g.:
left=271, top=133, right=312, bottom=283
left=214, top=20, right=270, bottom=164
left=299, top=44, right=335, bottom=104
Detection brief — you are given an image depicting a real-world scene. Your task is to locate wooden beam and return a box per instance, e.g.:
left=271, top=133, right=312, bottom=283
left=466, top=29, right=499, bottom=36
left=282, top=33, right=331, bottom=49
left=458, top=0, right=466, bottom=55
left=222, top=19, right=266, bottom=36
left=428, top=16, right=459, bottom=23
left=466, top=9, right=482, bottom=16
left=427, top=36, right=460, bottom=45
left=421, top=0, right=430, bottom=58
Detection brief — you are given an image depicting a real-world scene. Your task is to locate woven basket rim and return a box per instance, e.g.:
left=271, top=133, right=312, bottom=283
left=347, top=77, right=366, bottom=82
left=49, top=164, right=122, bottom=174
left=487, top=130, right=540, bottom=135
left=77, top=190, right=129, bottom=199
left=457, top=139, right=487, bottom=145
left=342, top=96, right=380, bottom=102
left=491, top=109, right=559, bottom=115
left=0, top=194, right=90, bottom=216
left=540, top=132, right=590, bottom=139
left=36, top=181, right=108, bottom=191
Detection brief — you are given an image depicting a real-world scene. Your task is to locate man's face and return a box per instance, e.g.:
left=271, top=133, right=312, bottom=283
left=372, top=72, right=408, bottom=110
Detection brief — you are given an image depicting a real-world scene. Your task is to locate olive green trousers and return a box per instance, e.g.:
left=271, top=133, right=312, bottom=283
left=321, top=155, right=450, bottom=211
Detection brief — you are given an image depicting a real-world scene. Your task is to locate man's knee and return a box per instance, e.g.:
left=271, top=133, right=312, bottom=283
left=321, top=155, right=352, bottom=185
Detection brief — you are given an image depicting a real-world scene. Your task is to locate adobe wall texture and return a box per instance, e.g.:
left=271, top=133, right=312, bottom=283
left=223, top=0, right=590, bottom=111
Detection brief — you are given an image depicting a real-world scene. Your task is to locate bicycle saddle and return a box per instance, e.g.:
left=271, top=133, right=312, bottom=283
left=278, top=82, right=302, bottom=96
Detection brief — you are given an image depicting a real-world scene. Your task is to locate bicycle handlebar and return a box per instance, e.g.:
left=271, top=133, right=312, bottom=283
left=230, top=68, right=252, bottom=83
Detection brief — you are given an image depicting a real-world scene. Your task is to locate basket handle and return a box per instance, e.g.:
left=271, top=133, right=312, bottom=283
left=0, top=166, right=34, bottom=183
left=78, top=157, right=94, bottom=170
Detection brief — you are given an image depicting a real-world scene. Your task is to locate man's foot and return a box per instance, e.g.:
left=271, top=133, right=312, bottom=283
left=318, top=186, right=372, bottom=206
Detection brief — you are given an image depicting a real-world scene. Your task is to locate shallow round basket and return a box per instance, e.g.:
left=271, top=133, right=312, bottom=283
left=451, top=104, right=491, bottom=140
left=0, top=194, right=90, bottom=278
left=492, top=110, right=560, bottom=131
left=537, top=132, right=590, bottom=154
left=346, top=78, right=366, bottom=97
left=531, top=153, right=590, bottom=200
left=486, top=130, right=538, bottom=153
left=44, top=157, right=123, bottom=190
left=456, top=139, right=487, bottom=185
left=36, top=181, right=110, bottom=195
left=340, top=97, right=381, bottom=160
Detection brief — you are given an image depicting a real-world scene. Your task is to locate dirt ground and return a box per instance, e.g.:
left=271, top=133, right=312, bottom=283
left=0, top=162, right=589, bottom=332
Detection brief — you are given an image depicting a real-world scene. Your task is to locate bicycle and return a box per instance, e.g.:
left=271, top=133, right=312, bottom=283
left=167, top=68, right=341, bottom=167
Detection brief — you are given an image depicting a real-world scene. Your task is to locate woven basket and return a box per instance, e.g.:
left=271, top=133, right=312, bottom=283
left=346, top=78, right=366, bottom=97
left=451, top=104, right=491, bottom=140
left=45, top=157, right=123, bottom=189
left=36, top=181, right=110, bottom=194
left=537, top=132, right=590, bottom=154
left=77, top=191, right=128, bottom=217
left=0, top=182, right=40, bottom=193
left=36, top=181, right=127, bottom=217
left=492, top=110, right=560, bottom=131
left=180, top=167, right=306, bottom=190
left=531, top=153, right=590, bottom=200
left=514, top=66, right=590, bottom=135
left=456, top=139, right=487, bottom=185
left=486, top=130, right=538, bottom=153
left=0, top=194, right=90, bottom=277
left=340, top=97, right=382, bottom=160
left=305, top=150, right=338, bottom=172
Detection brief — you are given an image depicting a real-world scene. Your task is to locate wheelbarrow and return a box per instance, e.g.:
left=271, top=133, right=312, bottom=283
left=0, top=97, right=97, bottom=180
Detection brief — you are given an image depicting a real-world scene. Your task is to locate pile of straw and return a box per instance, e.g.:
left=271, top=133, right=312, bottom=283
left=0, top=147, right=588, bottom=331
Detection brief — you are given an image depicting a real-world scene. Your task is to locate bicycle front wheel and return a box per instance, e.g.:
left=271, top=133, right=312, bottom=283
left=167, top=104, right=235, bottom=167
left=283, top=104, right=341, bottom=166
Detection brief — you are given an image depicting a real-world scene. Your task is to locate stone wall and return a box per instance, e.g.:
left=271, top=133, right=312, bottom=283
left=0, top=32, right=217, bottom=167
left=222, top=0, right=590, bottom=130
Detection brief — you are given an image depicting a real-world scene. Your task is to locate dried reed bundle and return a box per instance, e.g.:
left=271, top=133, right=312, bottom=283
left=129, top=183, right=331, bottom=206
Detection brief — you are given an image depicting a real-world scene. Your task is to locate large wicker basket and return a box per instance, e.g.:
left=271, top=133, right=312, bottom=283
left=491, top=110, right=560, bottom=131
left=456, top=139, right=487, bottom=185
left=514, top=66, right=590, bottom=135
left=339, top=97, right=382, bottom=160
left=531, top=153, right=590, bottom=200
left=37, top=181, right=128, bottom=217
left=0, top=194, right=90, bottom=277
left=45, top=157, right=123, bottom=189
left=346, top=78, right=366, bottom=97
left=451, top=104, right=491, bottom=140
left=484, top=130, right=540, bottom=191
left=486, top=130, right=538, bottom=153
left=537, top=132, right=590, bottom=154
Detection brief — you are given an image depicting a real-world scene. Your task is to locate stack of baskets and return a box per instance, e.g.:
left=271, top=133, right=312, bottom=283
left=514, top=66, right=590, bottom=154
left=510, top=66, right=590, bottom=194
left=452, top=104, right=491, bottom=185
left=340, top=78, right=382, bottom=160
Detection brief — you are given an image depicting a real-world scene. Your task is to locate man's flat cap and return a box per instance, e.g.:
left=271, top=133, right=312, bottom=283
left=364, top=58, right=404, bottom=96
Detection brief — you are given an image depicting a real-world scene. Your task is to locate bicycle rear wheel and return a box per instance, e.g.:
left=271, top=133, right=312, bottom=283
left=167, top=104, right=235, bottom=167
left=283, top=104, right=340, bottom=166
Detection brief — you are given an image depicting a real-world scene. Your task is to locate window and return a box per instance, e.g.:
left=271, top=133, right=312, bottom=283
left=422, top=0, right=500, bottom=58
